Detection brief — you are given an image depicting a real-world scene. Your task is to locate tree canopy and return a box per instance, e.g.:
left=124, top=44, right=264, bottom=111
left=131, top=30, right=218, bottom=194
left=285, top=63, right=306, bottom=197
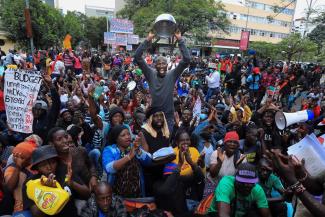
left=0, top=0, right=64, bottom=49
left=278, top=33, right=317, bottom=62
left=117, top=0, right=229, bottom=40
left=0, top=0, right=107, bottom=50
left=248, top=34, right=319, bottom=63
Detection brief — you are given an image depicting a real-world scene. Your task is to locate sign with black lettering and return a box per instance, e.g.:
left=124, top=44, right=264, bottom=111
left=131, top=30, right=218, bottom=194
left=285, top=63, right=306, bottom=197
left=4, top=69, right=42, bottom=133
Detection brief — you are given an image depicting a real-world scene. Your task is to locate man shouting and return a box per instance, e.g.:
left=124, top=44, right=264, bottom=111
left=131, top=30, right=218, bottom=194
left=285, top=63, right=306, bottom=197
left=134, top=31, right=190, bottom=132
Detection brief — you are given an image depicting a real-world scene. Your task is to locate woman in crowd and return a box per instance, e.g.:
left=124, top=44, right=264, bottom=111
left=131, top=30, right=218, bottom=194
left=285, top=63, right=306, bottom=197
left=102, top=125, right=151, bottom=198
left=154, top=130, right=205, bottom=217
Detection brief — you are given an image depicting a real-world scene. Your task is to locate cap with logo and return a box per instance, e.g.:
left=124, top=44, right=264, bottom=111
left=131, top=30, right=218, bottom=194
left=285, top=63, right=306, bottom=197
left=235, top=163, right=258, bottom=184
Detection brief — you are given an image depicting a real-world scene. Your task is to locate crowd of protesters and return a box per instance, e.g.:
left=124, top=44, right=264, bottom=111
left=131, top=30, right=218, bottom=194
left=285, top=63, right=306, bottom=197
left=0, top=31, right=324, bottom=217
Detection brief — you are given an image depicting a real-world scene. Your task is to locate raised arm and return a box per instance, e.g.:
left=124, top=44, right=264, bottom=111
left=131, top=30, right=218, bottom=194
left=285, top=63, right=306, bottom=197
left=134, top=33, right=154, bottom=81
left=87, top=86, right=103, bottom=130
left=44, top=75, right=60, bottom=129
left=173, top=32, right=191, bottom=78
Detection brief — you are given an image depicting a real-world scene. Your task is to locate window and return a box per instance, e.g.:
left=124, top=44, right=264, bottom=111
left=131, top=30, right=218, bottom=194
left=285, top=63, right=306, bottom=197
left=250, top=29, right=257, bottom=35
left=270, top=33, right=274, bottom=37
left=233, top=14, right=237, bottom=20
left=259, top=32, right=265, bottom=36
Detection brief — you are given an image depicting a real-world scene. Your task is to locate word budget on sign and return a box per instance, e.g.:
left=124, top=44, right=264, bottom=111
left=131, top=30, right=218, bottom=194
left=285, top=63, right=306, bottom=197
left=4, top=69, right=42, bottom=133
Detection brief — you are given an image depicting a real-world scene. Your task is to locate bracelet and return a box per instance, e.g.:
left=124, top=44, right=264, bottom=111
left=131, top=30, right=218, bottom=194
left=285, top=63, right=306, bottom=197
left=298, top=172, right=308, bottom=183
left=287, top=181, right=301, bottom=191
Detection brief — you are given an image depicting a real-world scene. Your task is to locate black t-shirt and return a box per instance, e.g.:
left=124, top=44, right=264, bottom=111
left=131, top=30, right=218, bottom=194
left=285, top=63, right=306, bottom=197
left=263, top=127, right=283, bottom=150
left=242, top=141, right=262, bottom=165
left=142, top=129, right=170, bottom=196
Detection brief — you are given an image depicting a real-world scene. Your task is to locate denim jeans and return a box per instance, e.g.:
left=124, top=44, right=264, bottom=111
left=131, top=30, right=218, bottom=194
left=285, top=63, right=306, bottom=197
left=205, top=87, right=219, bottom=102
left=88, top=148, right=102, bottom=176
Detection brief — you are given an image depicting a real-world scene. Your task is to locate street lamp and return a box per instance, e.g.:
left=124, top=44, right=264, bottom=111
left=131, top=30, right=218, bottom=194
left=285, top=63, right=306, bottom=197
left=105, top=11, right=109, bottom=32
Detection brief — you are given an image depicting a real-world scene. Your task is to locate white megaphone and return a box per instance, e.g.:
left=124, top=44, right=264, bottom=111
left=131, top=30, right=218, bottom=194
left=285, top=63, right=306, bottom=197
left=275, top=110, right=314, bottom=130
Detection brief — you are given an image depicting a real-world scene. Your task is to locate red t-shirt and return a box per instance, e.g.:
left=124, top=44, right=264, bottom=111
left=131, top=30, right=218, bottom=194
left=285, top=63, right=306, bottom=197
left=0, top=90, right=5, bottom=112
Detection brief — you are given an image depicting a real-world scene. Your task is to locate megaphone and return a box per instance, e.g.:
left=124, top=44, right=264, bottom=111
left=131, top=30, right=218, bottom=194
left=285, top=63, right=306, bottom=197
left=153, top=14, right=177, bottom=38
left=275, top=110, right=314, bottom=130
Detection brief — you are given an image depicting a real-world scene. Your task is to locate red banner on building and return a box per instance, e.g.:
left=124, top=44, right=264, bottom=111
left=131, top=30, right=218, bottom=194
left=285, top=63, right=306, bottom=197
left=239, top=31, right=250, bottom=50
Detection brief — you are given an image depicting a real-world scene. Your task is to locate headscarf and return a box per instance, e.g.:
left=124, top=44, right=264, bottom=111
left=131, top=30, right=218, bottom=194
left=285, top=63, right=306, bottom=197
left=108, top=125, right=128, bottom=145
left=142, top=111, right=170, bottom=139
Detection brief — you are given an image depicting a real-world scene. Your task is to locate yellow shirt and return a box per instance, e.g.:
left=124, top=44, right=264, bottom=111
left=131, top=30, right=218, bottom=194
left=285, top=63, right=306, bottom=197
left=46, top=58, right=52, bottom=75
left=173, top=147, right=200, bottom=176
left=230, top=105, right=252, bottom=123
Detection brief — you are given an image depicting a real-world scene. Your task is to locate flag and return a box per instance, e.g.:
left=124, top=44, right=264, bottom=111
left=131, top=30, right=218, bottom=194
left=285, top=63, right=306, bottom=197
left=63, top=34, right=72, bottom=50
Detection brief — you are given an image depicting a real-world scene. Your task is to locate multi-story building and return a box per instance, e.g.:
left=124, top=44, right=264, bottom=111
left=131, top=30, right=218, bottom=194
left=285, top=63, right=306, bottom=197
left=49, top=0, right=125, bottom=17
left=211, top=0, right=296, bottom=51
left=292, top=17, right=317, bottom=36
left=0, top=26, right=14, bottom=53
left=85, top=5, right=115, bottom=18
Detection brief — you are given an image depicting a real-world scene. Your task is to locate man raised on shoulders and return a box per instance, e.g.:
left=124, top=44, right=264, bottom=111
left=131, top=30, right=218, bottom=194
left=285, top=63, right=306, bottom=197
left=134, top=31, right=190, bottom=132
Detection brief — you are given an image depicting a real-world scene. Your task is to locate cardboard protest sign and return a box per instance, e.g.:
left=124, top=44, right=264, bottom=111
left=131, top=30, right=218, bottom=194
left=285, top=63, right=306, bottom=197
left=288, top=134, right=325, bottom=178
left=110, top=18, right=134, bottom=34
left=4, top=69, right=42, bottom=133
left=126, top=45, right=133, bottom=51
left=115, top=34, right=128, bottom=46
left=127, top=34, right=139, bottom=45
left=104, top=32, right=116, bottom=44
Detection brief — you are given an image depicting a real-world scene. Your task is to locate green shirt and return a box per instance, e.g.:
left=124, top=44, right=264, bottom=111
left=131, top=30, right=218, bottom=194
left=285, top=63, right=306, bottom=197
left=259, top=173, right=283, bottom=197
left=208, top=176, right=269, bottom=217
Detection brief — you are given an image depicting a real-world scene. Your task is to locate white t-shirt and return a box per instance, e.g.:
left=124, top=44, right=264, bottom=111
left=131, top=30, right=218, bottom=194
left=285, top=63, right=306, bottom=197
left=205, top=71, right=220, bottom=88
left=209, top=150, right=246, bottom=182
left=52, top=60, right=65, bottom=75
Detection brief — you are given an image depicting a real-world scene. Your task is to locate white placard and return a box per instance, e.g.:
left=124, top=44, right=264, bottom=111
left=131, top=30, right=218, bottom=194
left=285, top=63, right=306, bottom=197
left=288, top=134, right=325, bottom=178
left=4, top=69, right=42, bottom=133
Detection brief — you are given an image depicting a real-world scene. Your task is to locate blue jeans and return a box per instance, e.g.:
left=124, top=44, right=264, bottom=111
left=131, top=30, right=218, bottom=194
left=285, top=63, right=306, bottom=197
left=205, top=87, right=219, bottom=102
left=88, top=148, right=102, bottom=176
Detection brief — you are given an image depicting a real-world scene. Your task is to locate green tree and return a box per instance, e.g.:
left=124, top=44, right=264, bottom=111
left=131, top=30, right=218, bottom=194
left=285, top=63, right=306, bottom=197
left=118, top=0, right=229, bottom=40
left=249, top=41, right=278, bottom=60
left=0, top=0, right=64, bottom=50
left=84, top=16, right=107, bottom=48
left=308, top=24, right=325, bottom=55
left=63, top=11, right=86, bottom=47
left=277, top=33, right=317, bottom=62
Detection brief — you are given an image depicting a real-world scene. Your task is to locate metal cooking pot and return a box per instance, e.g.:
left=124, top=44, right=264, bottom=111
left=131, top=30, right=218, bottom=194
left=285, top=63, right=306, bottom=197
left=153, top=14, right=177, bottom=38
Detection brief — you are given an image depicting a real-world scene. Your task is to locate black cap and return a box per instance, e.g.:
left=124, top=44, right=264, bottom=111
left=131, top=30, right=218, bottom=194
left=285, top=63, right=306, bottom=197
left=31, top=145, right=58, bottom=170
left=235, top=163, right=258, bottom=184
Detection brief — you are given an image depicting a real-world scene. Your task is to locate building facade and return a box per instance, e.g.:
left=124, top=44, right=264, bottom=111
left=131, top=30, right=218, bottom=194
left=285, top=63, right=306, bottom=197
left=85, top=5, right=115, bottom=18
left=292, top=17, right=317, bottom=36
left=212, top=0, right=296, bottom=50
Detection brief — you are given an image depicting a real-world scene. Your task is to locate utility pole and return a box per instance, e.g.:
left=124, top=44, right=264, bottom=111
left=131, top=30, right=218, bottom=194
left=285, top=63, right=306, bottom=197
left=303, top=0, right=317, bottom=37
left=245, top=4, right=250, bottom=31
left=25, top=0, right=34, bottom=53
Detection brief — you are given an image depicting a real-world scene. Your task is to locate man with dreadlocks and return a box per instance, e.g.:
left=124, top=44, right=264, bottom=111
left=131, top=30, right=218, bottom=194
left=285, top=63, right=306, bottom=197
left=134, top=31, right=191, bottom=132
